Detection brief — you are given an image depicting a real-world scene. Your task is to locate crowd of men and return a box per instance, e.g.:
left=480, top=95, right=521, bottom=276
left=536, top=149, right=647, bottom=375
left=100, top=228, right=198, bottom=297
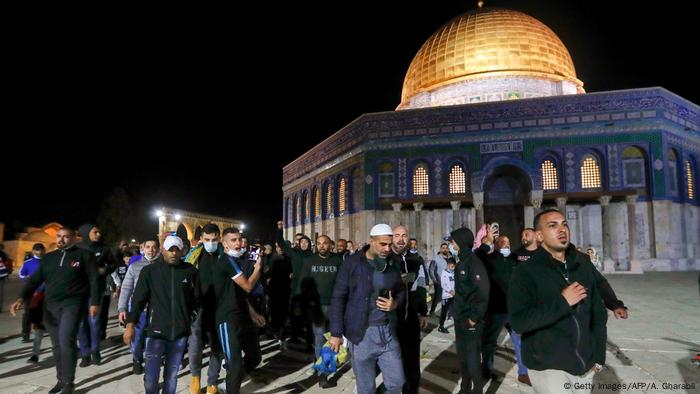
left=7, top=209, right=629, bottom=394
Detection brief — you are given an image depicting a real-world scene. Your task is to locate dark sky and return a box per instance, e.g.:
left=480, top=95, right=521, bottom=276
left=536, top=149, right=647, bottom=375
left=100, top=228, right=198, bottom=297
left=3, top=1, right=697, bottom=242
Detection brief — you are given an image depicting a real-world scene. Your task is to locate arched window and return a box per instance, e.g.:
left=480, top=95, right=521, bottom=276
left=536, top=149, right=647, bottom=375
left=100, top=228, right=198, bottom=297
left=668, top=149, right=679, bottom=194
left=622, top=147, right=646, bottom=188
left=378, top=162, right=395, bottom=197
left=448, top=164, right=467, bottom=194
left=352, top=167, right=363, bottom=212
left=294, top=195, right=300, bottom=225
left=325, top=182, right=333, bottom=218
left=686, top=160, right=695, bottom=200
left=312, top=187, right=320, bottom=221
left=580, top=155, right=601, bottom=189
left=541, top=159, right=559, bottom=191
left=413, top=164, right=430, bottom=196
left=303, top=191, right=310, bottom=223
left=285, top=197, right=291, bottom=225
left=338, top=177, right=346, bottom=214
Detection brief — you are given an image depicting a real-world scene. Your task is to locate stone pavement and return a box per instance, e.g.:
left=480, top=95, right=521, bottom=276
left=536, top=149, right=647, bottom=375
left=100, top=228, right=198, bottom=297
left=0, top=271, right=697, bottom=393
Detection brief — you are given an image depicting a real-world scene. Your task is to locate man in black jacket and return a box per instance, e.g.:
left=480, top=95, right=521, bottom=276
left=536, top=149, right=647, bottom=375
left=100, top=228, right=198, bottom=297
left=124, top=235, right=200, bottom=394
left=389, top=225, right=428, bottom=394
left=448, top=227, right=490, bottom=394
left=11, top=227, right=100, bottom=394
left=508, top=209, right=607, bottom=393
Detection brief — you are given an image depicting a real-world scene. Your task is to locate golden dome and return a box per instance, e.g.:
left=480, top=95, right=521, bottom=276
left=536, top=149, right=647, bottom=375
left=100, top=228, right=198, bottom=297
left=399, top=7, right=584, bottom=108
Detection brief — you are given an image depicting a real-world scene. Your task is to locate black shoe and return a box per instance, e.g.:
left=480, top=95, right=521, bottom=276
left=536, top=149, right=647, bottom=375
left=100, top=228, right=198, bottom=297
left=91, top=351, right=101, bottom=365
left=59, top=382, right=75, bottom=394
left=132, top=360, right=144, bottom=375
left=49, top=382, right=63, bottom=394
left=318, top=374, right=336, bottom=389
left=22, top=335, right=31, bottom=343
left=27, top=355, right=38, bottom=363
left=437, top=326, right=449, bottom=333
left=79, top=357, right=91, bottom=368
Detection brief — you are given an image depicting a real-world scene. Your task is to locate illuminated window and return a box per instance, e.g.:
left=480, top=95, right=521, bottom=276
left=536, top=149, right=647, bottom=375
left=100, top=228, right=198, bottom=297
left=580, top=155, right=601, bottom=189
left=449, top=164, right=466, bottom=194
left=541, top=160, right=559, bottom=190
left=413, top=164, right=430, bottom=196
left=338, top=178, right=346, bottom=214
left=326, top=183, right=333, bottom=217
left=687, top=160, right=695, bottom=200
left=295, top=195, right=301, bottom=224
left=313, top=188, right=320, bottom=219
left=304, top=192, right=310, bottom=222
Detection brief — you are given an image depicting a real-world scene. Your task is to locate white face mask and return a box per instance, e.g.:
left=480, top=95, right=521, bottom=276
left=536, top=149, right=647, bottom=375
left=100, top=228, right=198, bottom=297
left=203, top=241, right=218, bottom=253
left=448, top=243, right=459, bottom=257
left=226, top=248, right=243, bottom=258
left=409, top=248, right=418, bottom=254
left=500, top=248, right=511, bottom=257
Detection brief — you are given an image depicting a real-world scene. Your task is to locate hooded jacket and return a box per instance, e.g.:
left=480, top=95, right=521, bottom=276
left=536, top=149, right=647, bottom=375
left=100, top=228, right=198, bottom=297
left=275, top=229, right=313, bottom=295
left=508, top=244, right=607, bottom=375
left=450, top=227, right=490, bottom=326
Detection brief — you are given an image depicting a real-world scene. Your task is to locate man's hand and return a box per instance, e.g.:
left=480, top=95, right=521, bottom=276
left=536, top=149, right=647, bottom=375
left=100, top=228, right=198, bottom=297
left=484, top=227, right=495, bottom=245
left=329, top=336, right=342, bottom=353
left=449, top=291, right=455, bottom=296
left=118, top=311, right=127, bottom=325
left=123, top=323, right=135, bottom=345
left=613, top=307, right=628, bottom=319
left=376, top=291, right=396, bottom=311
left=468, top=319, right=476, bottom=327
left=89, top=305, right=101, bottom=318
left=419, top=315, right=429, bottom=330
left=251, top=311, right=266, bottom=327
left=112, top=288, right=120, bottom=299
left=10, top=299, right=23, bottom=317
left=561, top=282, right=587, bottom=306
left=277, top=221, right=284, bottom=230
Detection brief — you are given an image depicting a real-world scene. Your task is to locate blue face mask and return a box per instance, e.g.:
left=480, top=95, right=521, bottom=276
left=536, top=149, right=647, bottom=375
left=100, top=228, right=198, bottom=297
left=448, top=243, right=459, bottom=257
left=203, top=241, right=218, bottom=253
left=500, top=248, right=511, bottom=257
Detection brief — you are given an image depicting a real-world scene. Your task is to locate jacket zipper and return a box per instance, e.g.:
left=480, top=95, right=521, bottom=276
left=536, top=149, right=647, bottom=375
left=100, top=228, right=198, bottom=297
left=560, top=260, right=586, bottom=372
left=60, top=250, right=66, bottom=267
left=171, top=265, right=175, bottom=340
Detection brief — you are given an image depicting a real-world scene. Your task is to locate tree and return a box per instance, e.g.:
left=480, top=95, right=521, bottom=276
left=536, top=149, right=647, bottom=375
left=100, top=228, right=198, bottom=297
left=97, top=187, right=134, bottom=244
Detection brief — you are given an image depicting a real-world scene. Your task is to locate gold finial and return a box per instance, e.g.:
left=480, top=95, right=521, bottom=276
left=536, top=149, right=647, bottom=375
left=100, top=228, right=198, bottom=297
left=477, top=0, right=484, bottom=8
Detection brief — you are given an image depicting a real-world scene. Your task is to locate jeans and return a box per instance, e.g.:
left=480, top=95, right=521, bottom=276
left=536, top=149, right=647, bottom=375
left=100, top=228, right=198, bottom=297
left=44, top=303, right=85, bottom=384
left=510, top=330, right=528, bottom=376
left=131, top=310, right=148, bottom=363
left=349, top=325, right=405, bottom=394
left=189, top=310, right=223, bottom=385
left=143, top=336, right=188, bottom=394
left=77, top=299, right=100, bottom=357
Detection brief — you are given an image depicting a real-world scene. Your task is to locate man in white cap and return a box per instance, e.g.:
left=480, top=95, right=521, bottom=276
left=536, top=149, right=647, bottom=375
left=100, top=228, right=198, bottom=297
left=329, top=224, right=406, bottom=394
left=124, top=235, right=200, bottom=394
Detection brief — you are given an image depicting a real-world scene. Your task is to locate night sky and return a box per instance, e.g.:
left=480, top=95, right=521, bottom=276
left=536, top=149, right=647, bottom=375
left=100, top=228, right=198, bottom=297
left=3, top=1, right=697, bottom=243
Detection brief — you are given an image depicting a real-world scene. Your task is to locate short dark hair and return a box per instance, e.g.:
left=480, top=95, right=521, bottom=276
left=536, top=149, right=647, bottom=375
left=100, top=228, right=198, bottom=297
left=32, top=243, right=46, bottom=251
left=202, top=223, right=220, bottom=236
left=145, top=238, right=160, bottom=248
left=521, top=227, right=535, bottom=235
left=222, top=227, right=240, bottom=237
left=58, top=227, right=75, bottom=235
left=409, top=238, right=417, bottom=242
left=533, top=209, right=563, bottom=230
left=440, top=242, right=448, bottom=247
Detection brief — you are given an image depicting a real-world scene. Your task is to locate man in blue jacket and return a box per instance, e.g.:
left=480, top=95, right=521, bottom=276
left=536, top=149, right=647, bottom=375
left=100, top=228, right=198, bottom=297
left=329, top=224, right=406, bottom=394
left=19, top=243, right=46, bottom=342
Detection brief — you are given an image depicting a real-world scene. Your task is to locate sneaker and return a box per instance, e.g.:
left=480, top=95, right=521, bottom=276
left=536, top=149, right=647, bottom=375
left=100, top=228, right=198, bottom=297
left=132, top=360, right=144, bottom=375
left=206, top=385, right=219, bottom=394
left=27, top=355, right=38, bottom=363
left=318, top=374, right=336, bottom=389
left=49, top=381, right=63, bottom=394
left=437, top=326, right=449, bottom=334
left=517, top=374, right=532, bottom=386
left=79, top=357, right=91, bottom=368
left=91, top=351, right=102, bottom=365
left=59, top=382, right=75, bottom=394
left=189, top=376, right=201, bottom=394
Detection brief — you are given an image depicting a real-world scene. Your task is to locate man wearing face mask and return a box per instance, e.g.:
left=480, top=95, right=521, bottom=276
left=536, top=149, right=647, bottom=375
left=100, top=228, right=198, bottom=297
left=429, top=243, right=451, bottom=316
left=389, top=226, right=428, bottom=394
left=297, top=235, right=342, bottom=388
left=329, top=224, right=406, bottom=394
left=447, top=227, right=490, bottom=394
left=480, top=235, right=516, bottom=382
left=118, top=238, right=162, bottom=375
left=213, top=227, right=263, bottom=394
left=185, top=223, right=225, bottom=394
left=124, top=235, right=200, bottom=394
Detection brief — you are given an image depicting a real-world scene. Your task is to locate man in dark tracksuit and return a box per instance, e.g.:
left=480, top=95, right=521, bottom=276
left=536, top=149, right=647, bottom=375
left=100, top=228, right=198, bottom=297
left=213, top=227, right=263, bottom=394
left=124, top=235, right=200, bottom=394
left=76, top=224, right=118, bottom=366
left=11, top=227, right=100, bottom=394
left=508, top=209, right=607, bottom=393
left=389, top=225, right=429, bottom=394
left=448, top=227, right=490, bottom=394
left=297, top=234, right=342, bottom=388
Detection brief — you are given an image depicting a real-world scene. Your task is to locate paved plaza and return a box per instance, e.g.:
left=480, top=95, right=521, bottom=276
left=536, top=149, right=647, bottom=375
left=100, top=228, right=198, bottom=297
left=0, top=271, right=697, bottom=393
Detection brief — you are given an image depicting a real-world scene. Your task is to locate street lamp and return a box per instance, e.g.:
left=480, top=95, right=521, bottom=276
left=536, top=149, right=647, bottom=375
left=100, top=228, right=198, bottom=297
left=174, top=214, right=182, bottom=221
left=240, top=223, right=246, bottom=232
